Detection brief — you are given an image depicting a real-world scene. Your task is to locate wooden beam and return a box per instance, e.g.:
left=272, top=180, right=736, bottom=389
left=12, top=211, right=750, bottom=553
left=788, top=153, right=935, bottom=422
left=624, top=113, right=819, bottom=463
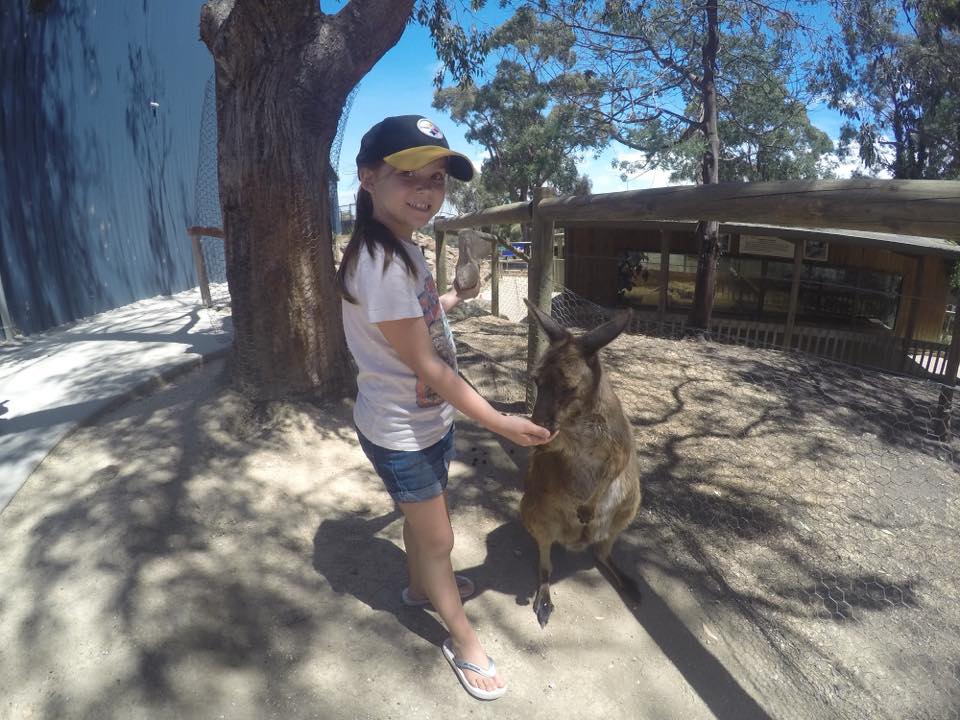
left=535, top=180, right=960, bottom=241
left=900, top=257, right=926, bottom=373
left=190, top=231, right=213, bottom=308
left=489, top=232, right=500, bottom=319
left=0, top=264, right=15, bottom=341
left=435, top=230, right=447, bottom=292
left=783, top=240, right=803, bottom=349
left=526, top=186, right=556, bottom=410
left=434, top=201, right=532, bottom=231
left=186, top=225, right=225, bottom=239
left=659, top=230, right=670, bottom=327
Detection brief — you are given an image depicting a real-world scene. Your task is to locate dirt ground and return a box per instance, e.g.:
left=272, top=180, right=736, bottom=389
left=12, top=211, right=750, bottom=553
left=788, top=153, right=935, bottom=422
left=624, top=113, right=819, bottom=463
left=0, top=355, right=739, bottom=720
left=1, top=309, right=958, bottom=719
left=453, top=312, right=960, bottom=720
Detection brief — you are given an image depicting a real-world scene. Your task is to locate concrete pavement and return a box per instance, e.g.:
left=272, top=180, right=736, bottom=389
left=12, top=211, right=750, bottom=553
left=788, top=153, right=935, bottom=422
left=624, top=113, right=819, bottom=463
left=0, top=287, right=232, bottom=512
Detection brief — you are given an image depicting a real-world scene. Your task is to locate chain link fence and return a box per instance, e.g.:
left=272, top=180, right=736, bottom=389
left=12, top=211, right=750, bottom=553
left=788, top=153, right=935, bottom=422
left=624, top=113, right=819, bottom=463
left=191, top=75, right=230, bottom=312
left=450, top=247, right=960, bottom=720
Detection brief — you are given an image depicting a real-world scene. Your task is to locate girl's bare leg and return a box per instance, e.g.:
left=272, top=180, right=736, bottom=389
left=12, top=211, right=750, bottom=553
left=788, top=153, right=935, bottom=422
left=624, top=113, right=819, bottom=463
left=399, top=494, right=504, bottom=693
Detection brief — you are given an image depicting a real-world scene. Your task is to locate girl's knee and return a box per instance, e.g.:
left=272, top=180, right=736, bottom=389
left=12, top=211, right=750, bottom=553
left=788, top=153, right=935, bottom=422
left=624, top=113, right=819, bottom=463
left=401, top=496, right=455, bottom=557
left=419, top=524, right=454, bottom=558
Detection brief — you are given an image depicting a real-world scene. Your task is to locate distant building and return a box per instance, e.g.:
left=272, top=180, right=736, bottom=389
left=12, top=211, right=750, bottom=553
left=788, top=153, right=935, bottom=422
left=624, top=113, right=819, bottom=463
left=562, top=221, right=960, bottom=376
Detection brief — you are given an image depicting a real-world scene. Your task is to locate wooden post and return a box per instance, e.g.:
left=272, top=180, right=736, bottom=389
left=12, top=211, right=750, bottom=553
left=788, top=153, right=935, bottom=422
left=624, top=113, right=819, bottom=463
left=758, top=259, right=768, bottom=315
left=0, top=265, right=15, bottom=341
left=552, top=228, right=565, bottom=292
left=526, top=186, right=557, bottom=410
left=435, top=229, right=447, bottom=292
left=658, top=230, right=670, bottom=329
left=190, top=230, right=213, bottom=308
left=900, top=256, right=926, bottom=373
left=935, top=307, right=960, bottom=440
left=783, top=239, right=803, bottom=350
left=490, top=232, right=500, bottom=318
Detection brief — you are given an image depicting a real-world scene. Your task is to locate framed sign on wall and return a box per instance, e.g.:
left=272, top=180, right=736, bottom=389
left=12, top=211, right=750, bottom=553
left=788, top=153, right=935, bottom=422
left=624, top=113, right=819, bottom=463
left=803, top=239, right=830, bottom=262
left=740, top=235, right=796, bottom=259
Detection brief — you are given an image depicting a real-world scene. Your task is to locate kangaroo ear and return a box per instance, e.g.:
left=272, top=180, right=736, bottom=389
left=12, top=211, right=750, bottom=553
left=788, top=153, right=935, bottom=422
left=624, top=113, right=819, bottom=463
left=523, top=298, right=569, bottom=343
left=579, top=308, right=632, bottom=356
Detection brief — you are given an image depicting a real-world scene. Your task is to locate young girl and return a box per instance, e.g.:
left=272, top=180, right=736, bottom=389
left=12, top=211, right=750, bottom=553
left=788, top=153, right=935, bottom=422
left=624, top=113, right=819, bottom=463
left=336, top=115, right=553, bottom=701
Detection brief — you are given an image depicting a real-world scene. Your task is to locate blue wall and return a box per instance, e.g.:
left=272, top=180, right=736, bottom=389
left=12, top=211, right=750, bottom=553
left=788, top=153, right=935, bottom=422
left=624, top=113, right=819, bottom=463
left=0, top=0, right=213, bottom=336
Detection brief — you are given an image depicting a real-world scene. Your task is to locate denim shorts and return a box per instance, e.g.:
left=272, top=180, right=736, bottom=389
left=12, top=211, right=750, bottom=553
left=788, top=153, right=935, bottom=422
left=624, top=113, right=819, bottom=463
left=356, top=425, right=455, bottom=504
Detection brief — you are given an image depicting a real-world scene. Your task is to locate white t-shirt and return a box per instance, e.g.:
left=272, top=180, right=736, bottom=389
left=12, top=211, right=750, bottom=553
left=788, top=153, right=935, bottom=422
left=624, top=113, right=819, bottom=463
left=342, top=240, right=457, bottom=450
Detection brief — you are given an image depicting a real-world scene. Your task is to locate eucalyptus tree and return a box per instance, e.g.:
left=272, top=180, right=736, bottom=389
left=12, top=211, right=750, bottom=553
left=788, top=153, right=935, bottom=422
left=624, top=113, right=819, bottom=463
left=433, top=8, right=600, bottom=207
left=445, top=175, right=506, bottom=215
left=818, top=0, right=959, bottom=179
left=200, top=0, right=485, bottom=400
left=514, top=0, right=818, bottom=328
left=658, top=38, right=835, bottom=183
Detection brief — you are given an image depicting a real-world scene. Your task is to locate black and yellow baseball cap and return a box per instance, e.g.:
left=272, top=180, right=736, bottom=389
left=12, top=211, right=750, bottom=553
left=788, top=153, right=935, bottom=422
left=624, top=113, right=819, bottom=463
left=356, top=115, right=475, bottom=181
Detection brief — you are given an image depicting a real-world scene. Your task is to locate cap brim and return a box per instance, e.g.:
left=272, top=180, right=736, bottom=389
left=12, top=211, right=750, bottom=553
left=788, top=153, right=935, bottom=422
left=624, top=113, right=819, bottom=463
left=383, top=146, right=475, bottom=181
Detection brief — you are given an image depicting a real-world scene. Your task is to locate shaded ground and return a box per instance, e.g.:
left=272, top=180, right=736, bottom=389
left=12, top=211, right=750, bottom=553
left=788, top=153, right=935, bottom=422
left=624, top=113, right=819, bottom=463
left=2, top=309, right=958, bottom=719
left=1, top=357, right=743, bottom=720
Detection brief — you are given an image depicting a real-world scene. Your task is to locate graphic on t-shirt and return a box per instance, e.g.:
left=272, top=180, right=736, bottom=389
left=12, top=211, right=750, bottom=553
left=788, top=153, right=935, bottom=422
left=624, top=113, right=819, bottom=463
left=416, top=275, right=457, bottom=407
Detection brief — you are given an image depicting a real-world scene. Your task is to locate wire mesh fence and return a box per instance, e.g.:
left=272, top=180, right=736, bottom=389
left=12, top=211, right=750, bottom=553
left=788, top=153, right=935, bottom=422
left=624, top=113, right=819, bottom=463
left=450, top=249, right=960, bottom=720
left=191, top=75, right=230, bottom=313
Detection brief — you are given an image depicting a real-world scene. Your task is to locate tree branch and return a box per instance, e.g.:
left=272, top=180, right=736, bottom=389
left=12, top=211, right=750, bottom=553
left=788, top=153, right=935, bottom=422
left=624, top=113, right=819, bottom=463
left=199, top=0, right=234, bottom=53
left=332, top=0, right=416, bottom=74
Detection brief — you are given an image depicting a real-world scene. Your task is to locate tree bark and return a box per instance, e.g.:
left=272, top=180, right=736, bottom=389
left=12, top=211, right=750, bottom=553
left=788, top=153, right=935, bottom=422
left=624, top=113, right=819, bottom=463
left=689, top=0, right=721, bottom=331
left=199, top=0, right=415, bottom=400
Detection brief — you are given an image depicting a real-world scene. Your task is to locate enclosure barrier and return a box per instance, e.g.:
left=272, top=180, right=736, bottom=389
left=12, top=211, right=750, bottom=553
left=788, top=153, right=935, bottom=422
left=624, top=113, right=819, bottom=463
left=434, top=179, right=960, bottom=435
left=187, top=225, right=226, bottom=308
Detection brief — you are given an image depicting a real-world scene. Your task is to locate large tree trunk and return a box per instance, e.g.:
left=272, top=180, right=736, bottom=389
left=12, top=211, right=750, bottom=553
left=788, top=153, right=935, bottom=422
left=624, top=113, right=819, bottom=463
left=200, top=0, right=414, bottom=400
left=688, top=0, right=720, bottom=331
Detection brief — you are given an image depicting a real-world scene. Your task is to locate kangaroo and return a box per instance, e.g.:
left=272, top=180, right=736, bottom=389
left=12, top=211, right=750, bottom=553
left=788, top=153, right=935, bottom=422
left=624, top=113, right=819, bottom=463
left=520, top=299, right=642, bottom=628
left=453, top=228, right=493, bottom=292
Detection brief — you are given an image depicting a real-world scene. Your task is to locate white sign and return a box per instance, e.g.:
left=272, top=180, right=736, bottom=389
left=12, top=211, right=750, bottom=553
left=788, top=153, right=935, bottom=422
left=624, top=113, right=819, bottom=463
left=740, top=235, right=796, bottom=259
left=803, top=239, right=829, bottom=262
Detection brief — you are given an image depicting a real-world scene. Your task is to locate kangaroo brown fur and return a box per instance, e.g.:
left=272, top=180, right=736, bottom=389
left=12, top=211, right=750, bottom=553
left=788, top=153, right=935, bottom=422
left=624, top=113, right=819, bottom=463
left=521, top=299, right=642, bottom=627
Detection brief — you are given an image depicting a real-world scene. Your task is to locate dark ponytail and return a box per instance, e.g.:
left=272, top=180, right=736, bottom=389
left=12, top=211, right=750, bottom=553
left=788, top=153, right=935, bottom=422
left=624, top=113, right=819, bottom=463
left=335, top=175, right=419, bottom=304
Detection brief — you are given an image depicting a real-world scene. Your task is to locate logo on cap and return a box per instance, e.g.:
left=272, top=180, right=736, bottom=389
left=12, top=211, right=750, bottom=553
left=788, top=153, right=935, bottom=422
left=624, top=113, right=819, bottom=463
left=417, top=118, right=444, bottom=140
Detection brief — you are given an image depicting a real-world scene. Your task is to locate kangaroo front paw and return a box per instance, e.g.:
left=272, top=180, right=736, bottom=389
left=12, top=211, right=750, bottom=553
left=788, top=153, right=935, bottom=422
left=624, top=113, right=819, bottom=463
left=576, top=504, right=593, bottom=524
left=533, top=584, right=554, bottom=628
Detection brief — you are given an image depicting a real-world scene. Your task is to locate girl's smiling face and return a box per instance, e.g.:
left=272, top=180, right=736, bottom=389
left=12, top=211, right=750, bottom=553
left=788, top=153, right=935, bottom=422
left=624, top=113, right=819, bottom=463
left=360, top=158, right=448, bottom=240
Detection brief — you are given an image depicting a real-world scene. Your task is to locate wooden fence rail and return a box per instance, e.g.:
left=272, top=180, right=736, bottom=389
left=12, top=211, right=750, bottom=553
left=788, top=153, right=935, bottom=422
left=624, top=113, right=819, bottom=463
left=535, top=179, right=960, bottom=241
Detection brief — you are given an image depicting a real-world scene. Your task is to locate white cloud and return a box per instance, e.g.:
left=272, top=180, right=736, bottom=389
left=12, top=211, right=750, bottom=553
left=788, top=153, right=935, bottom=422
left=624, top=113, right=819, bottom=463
left=578, top=144, right=680, bottom=194
left=826, top=139, right=894, bottom=179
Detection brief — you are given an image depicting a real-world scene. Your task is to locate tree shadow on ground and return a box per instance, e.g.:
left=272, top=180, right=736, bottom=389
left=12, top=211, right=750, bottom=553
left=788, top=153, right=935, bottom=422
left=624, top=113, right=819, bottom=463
left=0, top=360, right=363, bottom=719
left=311, top=507, right=449, bottom=648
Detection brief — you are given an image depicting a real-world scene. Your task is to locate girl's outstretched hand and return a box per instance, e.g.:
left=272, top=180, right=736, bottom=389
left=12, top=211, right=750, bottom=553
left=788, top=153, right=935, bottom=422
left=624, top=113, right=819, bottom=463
left=496, top=414, right=556, bottom=447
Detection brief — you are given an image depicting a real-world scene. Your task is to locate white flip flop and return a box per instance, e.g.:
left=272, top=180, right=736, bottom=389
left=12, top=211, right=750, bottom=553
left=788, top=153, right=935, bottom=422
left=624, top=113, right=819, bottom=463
left=442, top=637, right=507, bottom=701
left=401, top=574, right=475, bottom=607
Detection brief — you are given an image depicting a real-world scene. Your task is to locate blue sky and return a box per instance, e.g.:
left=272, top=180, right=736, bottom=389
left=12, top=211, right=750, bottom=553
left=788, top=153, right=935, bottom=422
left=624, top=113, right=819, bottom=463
left=332, top=2, right=866, bottom=210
